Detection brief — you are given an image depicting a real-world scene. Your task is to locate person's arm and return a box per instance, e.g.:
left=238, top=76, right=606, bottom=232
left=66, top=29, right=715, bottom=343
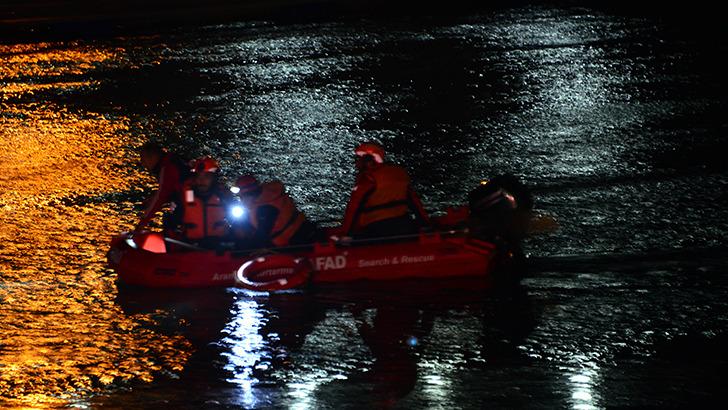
left=338, top=177, right=375, bottom=236
left=135, top=164, right=179, bottom=231
left=251, top=205, right=279, bottom=246
left=407, top=186, right=431, bottom=226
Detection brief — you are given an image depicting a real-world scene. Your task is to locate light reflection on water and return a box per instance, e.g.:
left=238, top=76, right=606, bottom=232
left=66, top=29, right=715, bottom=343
left=220, top=296, right=266, bottom=408
left=0, top=43, right=122, bottom=80
left=567, top=363, right=600, bottom=410
left=0, top=43, right=190, bottom=408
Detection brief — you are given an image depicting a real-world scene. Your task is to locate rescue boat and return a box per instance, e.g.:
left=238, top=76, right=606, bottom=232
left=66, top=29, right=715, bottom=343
left=107, top=230, right=506, bottom=290
left=107, top=174, right=533, bottom=290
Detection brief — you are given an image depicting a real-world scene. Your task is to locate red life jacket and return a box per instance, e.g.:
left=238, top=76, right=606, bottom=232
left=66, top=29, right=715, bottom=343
left=181, top=184, right=229, bottom=240
left=248, top=181, right=306, bottom=247
left=353, top=164, right=410, bottom=230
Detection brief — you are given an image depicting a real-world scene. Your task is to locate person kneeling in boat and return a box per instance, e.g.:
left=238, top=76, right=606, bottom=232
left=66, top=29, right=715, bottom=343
left=334, top=142, right=431, bottom=239
left=179, top=157, right=234, bottom=248
left=232, top=175, right=320, bottom=249
left=134, top=141, right=190, bottom=234
left=466, top=174, right=533, bottom=255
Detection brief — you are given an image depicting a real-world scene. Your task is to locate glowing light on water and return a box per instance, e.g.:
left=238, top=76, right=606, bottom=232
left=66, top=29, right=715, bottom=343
left=419, top=372, right=452, bottom=404
left=449, top=13, right=650, bottom=182
left=567, top=364, right=601, bottom=410
left=221, top=297, right=266, bottom=408
left=0, top=44, right=122, bottom=81
left=0, top=42, right=191, bottom=408
left=288, top=378, right=322, bottom=410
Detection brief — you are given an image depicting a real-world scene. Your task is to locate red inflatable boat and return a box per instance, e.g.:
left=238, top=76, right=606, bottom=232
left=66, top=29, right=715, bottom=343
left=107, top=174, right=536, bottom=290
left=107, top=230, right=504, bottom=290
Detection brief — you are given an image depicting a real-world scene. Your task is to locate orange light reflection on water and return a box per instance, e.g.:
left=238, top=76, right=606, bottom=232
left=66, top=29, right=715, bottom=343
left=0, top=43, right=123, bottom=80
left=0, top=43, right=191, bottom=408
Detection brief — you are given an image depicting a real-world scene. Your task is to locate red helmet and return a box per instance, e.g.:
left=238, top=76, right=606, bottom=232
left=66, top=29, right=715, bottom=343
left=190, top=157, right=220, bottom=173
left=354, top=142, right=385, bottom=164
left=235, top=175, right=259, bottom=195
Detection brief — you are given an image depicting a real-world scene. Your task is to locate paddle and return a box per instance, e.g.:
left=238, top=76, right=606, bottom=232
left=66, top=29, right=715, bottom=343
left=163, top=237, right=207, bottom=252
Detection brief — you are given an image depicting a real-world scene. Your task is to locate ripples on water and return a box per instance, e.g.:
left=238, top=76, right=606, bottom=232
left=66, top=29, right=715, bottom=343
left=1, top=5, right=727, bottom=409
left=0, top=43, right=192, bottom=407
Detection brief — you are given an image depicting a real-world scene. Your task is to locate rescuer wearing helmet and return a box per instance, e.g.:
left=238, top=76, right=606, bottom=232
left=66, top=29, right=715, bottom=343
left=336, top=142, right=431, bottom=238
left=232, top=175, right=320, bottom=248
left=180, top=157, right=233, bottom=246
left=134, top=141, right=190, bottom=234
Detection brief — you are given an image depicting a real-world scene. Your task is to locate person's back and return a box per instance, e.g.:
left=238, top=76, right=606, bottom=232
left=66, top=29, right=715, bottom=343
left=338, top=142, right=430, bottom=238
left=135, top=142, right=189, bottom=233
left=235, top=176, right=320, bottom=248
left=351, top=163, right=411, bottom=233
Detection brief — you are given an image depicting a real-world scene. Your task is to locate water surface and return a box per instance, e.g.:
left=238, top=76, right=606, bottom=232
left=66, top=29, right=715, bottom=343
left=1, top=5, right=727, bottom=409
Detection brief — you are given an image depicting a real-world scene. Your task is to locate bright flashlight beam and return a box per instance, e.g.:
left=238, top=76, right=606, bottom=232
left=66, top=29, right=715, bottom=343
left=231, top=205, right=245, bottom=219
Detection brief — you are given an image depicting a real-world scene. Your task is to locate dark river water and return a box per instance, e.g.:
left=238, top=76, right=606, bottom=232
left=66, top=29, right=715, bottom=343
left=2, top=4, right=728, bottom=409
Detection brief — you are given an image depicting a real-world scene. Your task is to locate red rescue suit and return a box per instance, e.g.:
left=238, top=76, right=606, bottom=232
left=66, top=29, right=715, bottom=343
left=181, top=184, right=229, bottom=240
left=247, top=181, right=306, bottom=247
left=340, top=163, right=430, bottom=235
left=136, top=153, right=187, bottom=231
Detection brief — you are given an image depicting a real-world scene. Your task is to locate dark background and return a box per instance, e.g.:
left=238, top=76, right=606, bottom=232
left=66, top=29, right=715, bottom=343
left=2, top=0, right=726, bottom=42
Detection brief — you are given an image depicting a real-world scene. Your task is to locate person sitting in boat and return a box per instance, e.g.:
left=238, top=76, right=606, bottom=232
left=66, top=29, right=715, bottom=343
left=134, top=141, right=190, bottom=234
left=334, top=142, right=431, bottom=239
left=180, top=157, right=234, bottom=247
left=232, top=175, right=320, bottom=248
